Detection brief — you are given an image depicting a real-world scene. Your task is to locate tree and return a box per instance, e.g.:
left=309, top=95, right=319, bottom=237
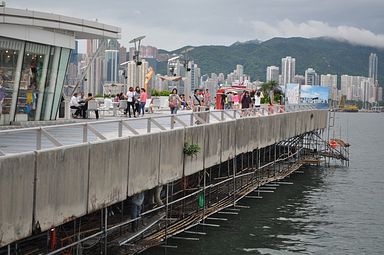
left=260, top=81, right=283, bottom=104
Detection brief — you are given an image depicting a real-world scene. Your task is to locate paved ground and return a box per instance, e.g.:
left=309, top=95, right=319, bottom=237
left=0, top=109, right=222, bottom=155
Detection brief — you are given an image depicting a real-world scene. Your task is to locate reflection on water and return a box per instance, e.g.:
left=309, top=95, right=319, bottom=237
left=144, top=113, right=384, bottom=255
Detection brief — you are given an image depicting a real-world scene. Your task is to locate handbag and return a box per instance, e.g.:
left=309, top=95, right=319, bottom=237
left=169, top=101, right=176, bottom=108
left=169, top=95, right=177, bottom=108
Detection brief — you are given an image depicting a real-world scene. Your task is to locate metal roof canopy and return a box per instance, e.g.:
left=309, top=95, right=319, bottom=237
left=0, top=7, right=121, bottom=39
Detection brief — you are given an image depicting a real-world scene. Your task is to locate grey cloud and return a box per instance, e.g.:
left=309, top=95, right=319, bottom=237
left=7, top=0, right=384, bottom=50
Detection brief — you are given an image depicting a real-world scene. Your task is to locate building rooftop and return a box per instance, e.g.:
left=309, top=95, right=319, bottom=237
left=0, top=7, right=121, bottom=40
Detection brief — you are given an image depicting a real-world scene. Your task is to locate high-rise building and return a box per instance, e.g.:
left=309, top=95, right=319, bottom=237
left=104, top=50, right=119, bottom=83
left=266, top=66, right=279, bottom=83
left=293, top=75, right=305, bottom=85
left=129, top=45, right=158, bottom=60
left=378, top=87, right=383, bottom=101
left=281, top=56, right=296, bottom=87
left=86, top=39, right=104, bottom=96
left=167, top=58, right=185, bottom=92
left=218, top=73, right=225, bottom=84
left=320, top=74, right=338, bottom=101
left=119, top=46, right=127, bottom=65
left=305, top=68, right=319, bottom=85
left=126, top=60, right=148, bottom=88
left=69, top=41, right=78, bottom=65
left=369, top=53, right=378, bottom=82
left=236, top=64, right=244, bottom=81
left=340, top=75, right=376, bottom=102
left=184, top=61, right=201, bottom=97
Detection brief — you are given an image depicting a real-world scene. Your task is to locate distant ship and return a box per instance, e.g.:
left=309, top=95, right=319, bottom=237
left=337, top=95, right=359, bottom=112
left=339, top=105, right=359, bottom=112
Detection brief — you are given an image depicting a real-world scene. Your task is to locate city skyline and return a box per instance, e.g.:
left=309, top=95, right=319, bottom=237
left=8, top=0, right=384, bottom=50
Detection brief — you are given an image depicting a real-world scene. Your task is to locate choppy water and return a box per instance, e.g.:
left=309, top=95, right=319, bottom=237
left=143, top=112, right=384, bottom=255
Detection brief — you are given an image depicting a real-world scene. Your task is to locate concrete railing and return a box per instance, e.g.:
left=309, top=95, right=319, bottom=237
left=0, top=107, right=326, bottom=247
left=0, top=104, right=315, bottom=156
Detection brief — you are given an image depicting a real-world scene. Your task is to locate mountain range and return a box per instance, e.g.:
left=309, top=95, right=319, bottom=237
left=157, top=37, right=384, bottom=87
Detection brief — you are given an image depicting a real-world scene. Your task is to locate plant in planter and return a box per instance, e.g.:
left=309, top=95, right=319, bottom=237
left=183, top=142, right=201, bottom=157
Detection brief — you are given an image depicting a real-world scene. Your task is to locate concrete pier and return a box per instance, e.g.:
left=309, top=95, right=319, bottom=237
left=0, top=108, right=328, bottom=250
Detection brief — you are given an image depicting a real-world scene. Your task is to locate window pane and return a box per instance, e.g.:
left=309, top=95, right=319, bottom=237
left=51, top=48, right=70, bottom=119
left=0, top=37, right=23, bottom=124
left=15, top=43, right=50, bottom=121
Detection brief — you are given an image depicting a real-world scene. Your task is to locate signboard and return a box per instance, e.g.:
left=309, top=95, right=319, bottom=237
left=285, top=83, right=300, bottom=104
left=300, top=85, right=329, bottom=109
left=285, top=84, right=329, bottom=109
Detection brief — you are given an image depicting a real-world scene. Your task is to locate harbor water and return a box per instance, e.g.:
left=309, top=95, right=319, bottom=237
left=144, top=112, right=384, bottom=255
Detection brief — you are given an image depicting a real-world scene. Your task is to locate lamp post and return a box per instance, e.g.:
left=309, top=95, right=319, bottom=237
left=129, top=36, right=145, bottom=88
left=120, top=61, right=130, bottom=93
left=181, top=47, right=194, bottom=96
left=167, top=48, right=194, bottom=95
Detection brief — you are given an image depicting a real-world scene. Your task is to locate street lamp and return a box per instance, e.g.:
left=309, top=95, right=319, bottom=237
left=120, top=61, right=130, bottom=93
left=129, top=35, right=145, bottom=65
left=129, top=36, right=145, bottom=88
left=181, top=47, right=194, bottom=72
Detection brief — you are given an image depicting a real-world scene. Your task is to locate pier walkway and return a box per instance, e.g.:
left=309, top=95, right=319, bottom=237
left=0, top=105, right=328, bottom=251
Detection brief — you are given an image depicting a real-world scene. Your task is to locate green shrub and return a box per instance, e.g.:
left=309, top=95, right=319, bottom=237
left=183, top=143, right=201, bottom=157
left=160, top=90, right=171, bottom=96
left=150, top=89, right=161, bottom=96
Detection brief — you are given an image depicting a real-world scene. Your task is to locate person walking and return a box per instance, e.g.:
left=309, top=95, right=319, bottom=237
left=139, top=88, right=147, bottom=117
left=168, top=88, right=182, bottom=114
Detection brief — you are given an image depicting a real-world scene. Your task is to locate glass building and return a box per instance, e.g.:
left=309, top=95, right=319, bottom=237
left=0, top=7, right=120, bottom=125
left=0, top=38, right=71, bottom=123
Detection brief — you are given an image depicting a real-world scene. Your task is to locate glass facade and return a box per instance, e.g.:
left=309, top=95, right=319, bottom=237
left=0, top=37, right=70, bottom=125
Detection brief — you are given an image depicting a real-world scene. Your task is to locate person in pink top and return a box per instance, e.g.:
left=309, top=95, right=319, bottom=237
left=139, top=88, right=147, bottom=117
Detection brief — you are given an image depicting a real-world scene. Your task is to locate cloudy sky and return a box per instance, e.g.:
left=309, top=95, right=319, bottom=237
left=8, top=0, right=384, bottom=50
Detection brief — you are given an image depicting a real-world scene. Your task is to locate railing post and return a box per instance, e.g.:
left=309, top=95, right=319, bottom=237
left=147, top=118, right=151, bottom=133
left=36, top=128, right=42, bottom=150
left=171, top=115, right=175, bottom=129
left=190, top=114, right=194, bottom=126
left=83, top=124, right=88, bottom=143
left=221, top=110, right=224, bottom=121
left=233, top=110, right=236, bottom=119
left=118, top=120, right=123, bottom=137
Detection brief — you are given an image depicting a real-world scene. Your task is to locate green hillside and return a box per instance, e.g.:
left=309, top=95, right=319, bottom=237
left=158, top=37, right=384, bottom=86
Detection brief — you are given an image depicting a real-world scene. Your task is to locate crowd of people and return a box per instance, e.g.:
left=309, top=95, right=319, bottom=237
left=69, top=87, right=281, bottom=120
left=168, top=88, right=211, bottom=114
left=121, top=86, right=147, bottom=118
left=219, top=90, right=265, bottom=110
